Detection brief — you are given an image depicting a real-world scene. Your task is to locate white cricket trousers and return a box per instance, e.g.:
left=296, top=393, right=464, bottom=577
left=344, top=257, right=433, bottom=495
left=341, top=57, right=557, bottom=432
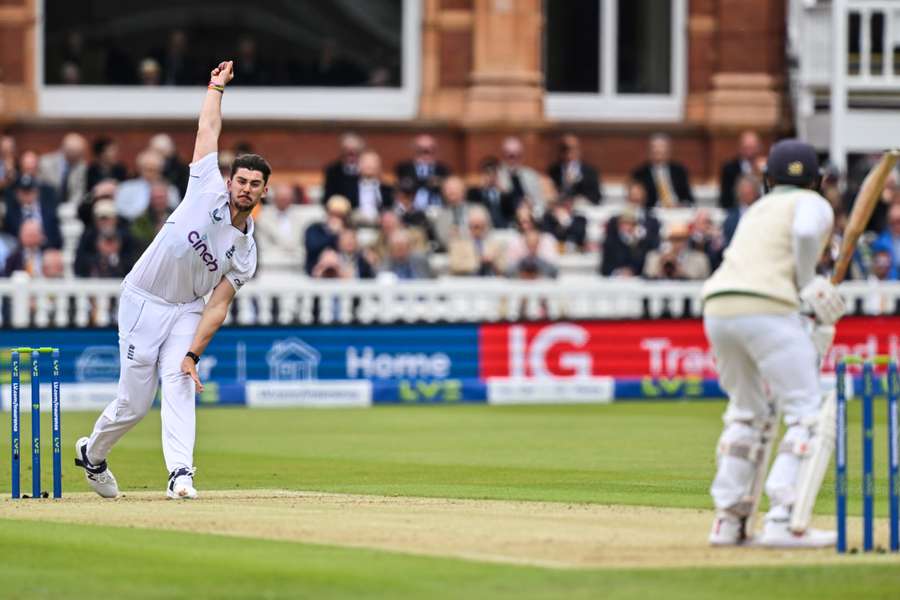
left=86, top=283, right=203, bottom=473
left=704, top=313, right=822, bottom=516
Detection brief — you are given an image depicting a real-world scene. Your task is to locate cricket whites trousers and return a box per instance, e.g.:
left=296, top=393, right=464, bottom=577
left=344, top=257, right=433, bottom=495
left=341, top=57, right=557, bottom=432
left=704, top=312, right=823, bottom=518
left=86, top=282, right=204, bottom=473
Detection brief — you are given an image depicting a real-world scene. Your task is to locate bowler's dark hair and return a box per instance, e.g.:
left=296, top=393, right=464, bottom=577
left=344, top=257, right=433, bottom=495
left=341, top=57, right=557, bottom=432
left=231, top=153, right=272, bottom=183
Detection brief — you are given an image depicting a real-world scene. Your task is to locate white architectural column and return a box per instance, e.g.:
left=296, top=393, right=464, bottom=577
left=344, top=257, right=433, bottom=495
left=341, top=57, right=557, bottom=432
left=830, top=0, right=848, bottom=172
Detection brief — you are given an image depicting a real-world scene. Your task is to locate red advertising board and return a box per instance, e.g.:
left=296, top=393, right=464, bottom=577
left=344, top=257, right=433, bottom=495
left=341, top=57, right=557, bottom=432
left=479, top=317, right=900, bottom=378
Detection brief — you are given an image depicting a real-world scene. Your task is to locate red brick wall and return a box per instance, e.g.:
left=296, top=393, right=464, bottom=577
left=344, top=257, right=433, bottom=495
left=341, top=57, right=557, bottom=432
left=688, top=0, right=717, bottom=95
left=6, top=122, right=728, bottom=184
left=0, top=26, right=25, bottom=83
left=716, top=0, right=786, bottom=75
left=441, top=0, right=472, bottom=10
left=439, top=30, right=472, bottom=88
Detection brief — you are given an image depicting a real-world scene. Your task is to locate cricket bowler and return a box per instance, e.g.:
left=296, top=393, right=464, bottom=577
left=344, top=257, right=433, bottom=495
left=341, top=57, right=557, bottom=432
left=703, top=139, right=845, bottom=547
left=74, top=60, right=267, bottom=499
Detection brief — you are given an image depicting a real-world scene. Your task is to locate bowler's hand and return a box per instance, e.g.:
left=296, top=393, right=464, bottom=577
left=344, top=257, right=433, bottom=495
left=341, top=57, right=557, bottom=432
left=210, top=61, right=234, bottom=87
left=182, top=356, right=204, bottom=393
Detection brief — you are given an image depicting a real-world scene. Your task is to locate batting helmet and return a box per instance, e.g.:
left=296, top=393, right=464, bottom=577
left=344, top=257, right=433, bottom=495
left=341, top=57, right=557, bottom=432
left=766, top=139, right=820, bottom=187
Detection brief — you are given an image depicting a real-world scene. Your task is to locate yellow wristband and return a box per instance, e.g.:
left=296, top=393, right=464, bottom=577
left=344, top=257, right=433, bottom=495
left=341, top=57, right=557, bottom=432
left=208, top=83, right=225, bottom=93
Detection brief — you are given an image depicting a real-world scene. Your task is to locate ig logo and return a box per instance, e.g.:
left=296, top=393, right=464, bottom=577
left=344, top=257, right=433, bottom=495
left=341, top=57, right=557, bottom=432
left=509, top=323, right=592, bottom=378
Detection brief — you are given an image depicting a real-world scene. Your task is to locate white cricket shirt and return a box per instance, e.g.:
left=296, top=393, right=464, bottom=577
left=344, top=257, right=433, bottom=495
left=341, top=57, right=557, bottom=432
left=125, top=152, right=257, bottom=303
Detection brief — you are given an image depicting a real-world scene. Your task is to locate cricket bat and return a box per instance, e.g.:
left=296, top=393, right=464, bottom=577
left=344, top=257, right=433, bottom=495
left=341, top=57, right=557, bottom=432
left=832, top=149, right=900, bottom=284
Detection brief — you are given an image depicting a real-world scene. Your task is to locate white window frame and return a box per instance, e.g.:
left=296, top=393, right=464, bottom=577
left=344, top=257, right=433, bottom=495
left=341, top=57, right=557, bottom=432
left=36, top=0, right=421, bottom=120
left=545, top=0, right=687, bottom=122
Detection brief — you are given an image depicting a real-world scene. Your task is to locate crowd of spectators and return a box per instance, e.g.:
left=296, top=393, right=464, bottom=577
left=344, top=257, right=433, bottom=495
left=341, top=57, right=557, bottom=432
left=0, top=128, right=898, bottom=285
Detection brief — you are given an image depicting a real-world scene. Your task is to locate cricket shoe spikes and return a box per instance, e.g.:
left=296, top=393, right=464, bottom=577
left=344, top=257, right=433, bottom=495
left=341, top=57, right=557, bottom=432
left=167, top=466, right=198, bottom=500
left=756, top=518, right=837, bottom=548
left=74, top=437, right=119, bottom=498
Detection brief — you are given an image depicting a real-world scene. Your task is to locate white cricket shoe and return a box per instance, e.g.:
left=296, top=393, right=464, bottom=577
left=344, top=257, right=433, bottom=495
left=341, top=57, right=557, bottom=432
left=708, top=513, right=746, bottom=546
left=167, top=467, right=197, bottom=500
left=756, top=519, right=837, bottom=548
left=74, top=437, right=119, bottom=498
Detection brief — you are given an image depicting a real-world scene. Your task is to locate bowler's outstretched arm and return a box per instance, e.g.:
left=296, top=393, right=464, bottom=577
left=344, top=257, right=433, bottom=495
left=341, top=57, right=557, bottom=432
left=192, top=60, right=234, bottom=163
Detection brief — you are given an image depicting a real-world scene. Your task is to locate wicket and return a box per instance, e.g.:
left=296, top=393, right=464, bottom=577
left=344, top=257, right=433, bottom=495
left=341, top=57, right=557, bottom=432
left=9, top=347, right=62, bottom=499
left=835, top=355, right=899, bottom=553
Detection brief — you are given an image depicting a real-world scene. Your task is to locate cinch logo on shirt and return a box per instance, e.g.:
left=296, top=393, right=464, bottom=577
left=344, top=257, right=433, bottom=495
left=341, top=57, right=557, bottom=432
left=187, top=231, right=219, bottom=272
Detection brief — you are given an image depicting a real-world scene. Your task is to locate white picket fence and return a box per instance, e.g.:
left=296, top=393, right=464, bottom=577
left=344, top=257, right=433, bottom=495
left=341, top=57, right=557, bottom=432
left=1, top=272, right=898, bottom=328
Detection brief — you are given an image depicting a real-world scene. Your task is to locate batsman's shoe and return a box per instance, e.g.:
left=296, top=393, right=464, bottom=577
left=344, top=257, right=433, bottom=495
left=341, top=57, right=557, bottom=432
left=167, top=467, right=197, bottom=500
left=74, top=437, right=119, bottom=498
left=756, top=519, right=837, bottom=548
left=708, top=514, right=746, bottom=546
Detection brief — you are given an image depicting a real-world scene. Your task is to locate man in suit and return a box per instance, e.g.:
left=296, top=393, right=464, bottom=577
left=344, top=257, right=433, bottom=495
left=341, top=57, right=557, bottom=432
left=447, top=205, right=505, bottom=277
left=322, top=133, right=364, bottom=203
left=74, top=199, right=136, bottom=277
left=304, top=195, right=351, bottom=275
left=156, top=30, right=198, bottom=86
left=599, top=182, right=661, bottom=277
left=149, top=133, right=190, bottom=196
left=37, top=132, right=88, bottom=205
left=467, top=157, right=516, bottom=228
left=254, top=184, right=307, bottom=268
left=718, top=131, right=763, bottom=210
left=335, top=229, right=375, bottom=279
left=722, top=174, right=762, bottom=247
left=87, top=137, right=128, bottom=191
left=3, top=175, right=63, bottom=249
left=631, top=134, right=694, bottom=208
left=114, top=149, right=181, bottom=221
left=434, top=176, right=472, bottom=250
left=395, top=134, right=451, bottom=210
left=497, top=136, right=546, bottom=212
left=352, top=150, right=394, bottom=224
left=3, top=219, right=48, bottom=276
left=392, top=177, right=438, bottom=250
left=380, top=229, right=433, bottom=280
left=541, top=192, right=588, bottom=251
left=547, top=134, right=601, bottom=205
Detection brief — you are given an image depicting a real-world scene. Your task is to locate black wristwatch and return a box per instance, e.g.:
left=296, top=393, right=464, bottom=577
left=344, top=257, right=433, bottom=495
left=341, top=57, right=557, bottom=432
left=186, top=351, right=200, bottom=364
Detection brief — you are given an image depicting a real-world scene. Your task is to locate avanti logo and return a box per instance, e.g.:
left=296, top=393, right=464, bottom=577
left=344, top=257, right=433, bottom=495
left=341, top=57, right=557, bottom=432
left=188, top=231, right=219, bottom=271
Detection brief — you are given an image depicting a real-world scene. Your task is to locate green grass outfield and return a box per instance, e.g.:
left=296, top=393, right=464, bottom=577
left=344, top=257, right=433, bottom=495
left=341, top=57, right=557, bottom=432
left=2, top=401, right=899, bottom=598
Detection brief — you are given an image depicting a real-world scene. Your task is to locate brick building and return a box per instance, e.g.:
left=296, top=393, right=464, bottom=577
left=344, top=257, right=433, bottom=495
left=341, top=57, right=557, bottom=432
left=0, top=0, right=789, bottom=189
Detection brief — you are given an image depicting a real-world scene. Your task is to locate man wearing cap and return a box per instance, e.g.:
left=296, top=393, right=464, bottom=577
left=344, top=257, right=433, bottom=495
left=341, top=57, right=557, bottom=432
left=73, top=60, right=268, bottom=500
left=702, top=139, right=844, bottom=548
left=74, top=199, right=135, bottom=277
left=2, top=174, right=63, bottom=249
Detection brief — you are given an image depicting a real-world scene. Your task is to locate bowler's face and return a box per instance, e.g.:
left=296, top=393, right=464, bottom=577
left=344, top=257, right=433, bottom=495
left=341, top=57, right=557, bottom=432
left=229, top=168, right=267, bottom=212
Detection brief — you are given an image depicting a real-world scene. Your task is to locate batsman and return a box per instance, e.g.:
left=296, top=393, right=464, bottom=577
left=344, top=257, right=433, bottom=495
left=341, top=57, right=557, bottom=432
left=702, top=139, right=847, bottom=547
